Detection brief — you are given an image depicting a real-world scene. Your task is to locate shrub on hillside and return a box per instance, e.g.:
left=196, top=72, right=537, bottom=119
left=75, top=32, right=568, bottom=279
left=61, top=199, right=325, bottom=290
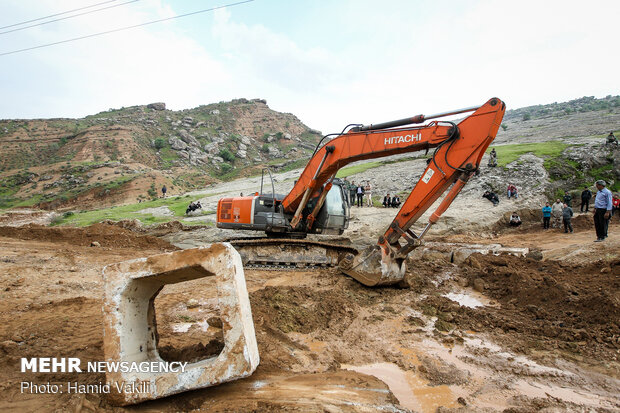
left=219, top=149, right=235, bottom=163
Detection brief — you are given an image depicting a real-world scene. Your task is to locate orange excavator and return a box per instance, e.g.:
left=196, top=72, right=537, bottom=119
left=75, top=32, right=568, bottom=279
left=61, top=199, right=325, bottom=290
left=217, top=98, right=505, bottom=286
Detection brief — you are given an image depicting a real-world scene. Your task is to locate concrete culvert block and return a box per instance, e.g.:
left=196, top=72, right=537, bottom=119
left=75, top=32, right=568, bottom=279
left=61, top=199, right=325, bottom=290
left=101, top=243, right=259, bottom=406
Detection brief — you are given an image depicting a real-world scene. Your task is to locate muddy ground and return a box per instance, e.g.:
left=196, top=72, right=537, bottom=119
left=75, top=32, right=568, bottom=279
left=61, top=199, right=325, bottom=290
left=0, top=212, right=619, bottom=412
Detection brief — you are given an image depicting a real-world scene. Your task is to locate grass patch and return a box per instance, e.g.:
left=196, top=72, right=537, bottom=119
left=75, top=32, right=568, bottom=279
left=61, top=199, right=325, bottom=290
left=336, top=161, right=383, bottom=178
left=54, top=195, right=211, bottom=226
left=490, top=141, right=568, bottom=167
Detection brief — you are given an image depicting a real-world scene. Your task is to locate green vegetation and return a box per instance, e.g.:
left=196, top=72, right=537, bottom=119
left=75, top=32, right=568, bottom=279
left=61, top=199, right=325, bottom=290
left=489, top=141, right=568, bottom=167
left=53, top=195, right=215, bottom=227
left=218, top=148, right=235, bottom=163
left=335, top=161, right=383, bottom=178
left=147, top=183, right=157, bottom=199
left=153, top=138, right=166, bottom=150
left=504, top=95, right=620, bottom=122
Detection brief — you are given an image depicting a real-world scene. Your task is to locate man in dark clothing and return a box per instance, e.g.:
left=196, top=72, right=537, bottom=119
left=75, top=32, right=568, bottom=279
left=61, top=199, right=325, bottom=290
left=593, top=180, right=613, bottom=241
left=562, top=203, right=573, bottom=233
left=391, top=195, right=401, bottom=208
left=349, top=181, right=357, bottom=207
left=161, top=185, right=167, bottom=198
left=606, top=132, right=618, bottom=146
left=356, top=184, right=364, bottom=207
left=580, top=186, right=592, bottom=212
left=382, top=194, right=391, bottom=207
left=482, top=191, right=499, bottom=206
left=563, top=192, right=572, bottom=207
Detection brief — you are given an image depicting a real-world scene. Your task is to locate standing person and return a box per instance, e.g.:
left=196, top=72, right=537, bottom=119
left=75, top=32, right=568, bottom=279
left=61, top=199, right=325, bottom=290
left=593, top=180, right=613, bottom=242
left=563, top=191, right=572, bottom=207
left=488, top=148, right=497, bottom=167
left=364, top=181, right=373, bottom=207
left=613, top=194, right=620, bottom=218
left=349, top=181, right=357, bottom=207
left=342, top=178, right=350, bottom=206
left=562, top=203, right=574, bottom=233
left=551, top=199, right=564, bottom=228
left=161, top=184, right=167, bottom=198
left=580, top=186, right=592, bottom=212
left=356, top=183, right=365, bottom=208
left=542, top=202, right=552, bottom=229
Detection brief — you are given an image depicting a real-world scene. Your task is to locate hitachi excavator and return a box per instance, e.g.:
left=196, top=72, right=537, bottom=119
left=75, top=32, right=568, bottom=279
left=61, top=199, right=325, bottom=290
left=217, top=98, right=505, bottom=286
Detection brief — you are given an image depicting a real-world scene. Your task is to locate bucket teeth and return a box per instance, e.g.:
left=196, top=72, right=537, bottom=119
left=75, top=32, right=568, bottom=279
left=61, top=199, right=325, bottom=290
left=339, top=245, right=406, bottom=287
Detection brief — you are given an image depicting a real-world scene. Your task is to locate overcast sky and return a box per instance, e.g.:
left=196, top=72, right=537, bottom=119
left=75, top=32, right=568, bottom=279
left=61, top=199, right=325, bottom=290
left=1, top=0, right=618, bottom=134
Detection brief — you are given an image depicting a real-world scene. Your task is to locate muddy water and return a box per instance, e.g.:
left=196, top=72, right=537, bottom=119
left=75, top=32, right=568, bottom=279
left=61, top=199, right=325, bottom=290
left=342, top=362, right=458, bottom=413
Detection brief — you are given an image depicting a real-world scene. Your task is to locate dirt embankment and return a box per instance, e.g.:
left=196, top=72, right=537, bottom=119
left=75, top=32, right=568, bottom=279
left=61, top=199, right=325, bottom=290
left=0, top=222, right=176, bottom=250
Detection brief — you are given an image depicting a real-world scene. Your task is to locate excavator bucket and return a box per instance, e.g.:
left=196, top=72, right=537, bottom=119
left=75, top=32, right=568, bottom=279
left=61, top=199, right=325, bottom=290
left=339, top=245, right=406, bottom=287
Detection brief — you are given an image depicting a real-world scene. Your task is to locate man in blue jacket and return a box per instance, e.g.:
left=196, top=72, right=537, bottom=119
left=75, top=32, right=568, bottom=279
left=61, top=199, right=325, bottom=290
left=542, top=202, right=552, bottom=229
left=593, top=180, right=613, bottom=242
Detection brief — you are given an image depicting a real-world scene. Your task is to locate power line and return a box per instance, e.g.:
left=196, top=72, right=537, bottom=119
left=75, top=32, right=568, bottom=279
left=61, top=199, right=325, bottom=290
left=0, top=0, right=254, bottom=57
left=0, top=0, right=120, bottom=30
left=0, top=0, right=140, bottom=36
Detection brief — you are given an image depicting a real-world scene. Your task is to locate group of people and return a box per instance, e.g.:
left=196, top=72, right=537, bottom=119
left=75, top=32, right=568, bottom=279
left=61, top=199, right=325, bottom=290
left=540, top=180, right=616, bottom=241
left=382, top=194, right=401, bottom=208
left=541, top=200, right=574, bottom=233
left=482, top=183, right=520, bottom=207
left=186, top=200, right=202, bottom=215
left=342, top=179, right=405, bottom=209
left=345, top=179, right=373, bottom=208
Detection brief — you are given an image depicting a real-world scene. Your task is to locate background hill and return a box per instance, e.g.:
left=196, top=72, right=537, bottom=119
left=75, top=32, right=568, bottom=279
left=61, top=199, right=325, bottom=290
left=1, top=95, right=618, bottom=213
left=0, top=98, right=321, bottom=209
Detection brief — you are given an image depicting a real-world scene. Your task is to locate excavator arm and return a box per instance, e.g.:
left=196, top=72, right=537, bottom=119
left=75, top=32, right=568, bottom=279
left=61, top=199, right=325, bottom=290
left=282, top=98, right=505, bottom=285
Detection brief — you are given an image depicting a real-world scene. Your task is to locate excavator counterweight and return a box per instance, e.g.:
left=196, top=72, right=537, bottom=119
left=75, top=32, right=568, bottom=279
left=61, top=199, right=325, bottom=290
left=217, top=98, right=506, bottom=286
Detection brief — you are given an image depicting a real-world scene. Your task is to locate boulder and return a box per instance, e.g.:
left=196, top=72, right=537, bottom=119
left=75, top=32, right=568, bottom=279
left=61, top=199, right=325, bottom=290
left=204, top=142, right=220, bottom=154
left=236, top=150, right=247, bottom=159
left=268, top=146, right=280, bottom=157
left=178, top=130, right=200, bottom=147
left=241, top=136, right=252, bottom=146
left=238, top=143, right=247, bottom=151
left=168, top=136, right=188, bottom=151
left=147, top=102, right=166, bottom=111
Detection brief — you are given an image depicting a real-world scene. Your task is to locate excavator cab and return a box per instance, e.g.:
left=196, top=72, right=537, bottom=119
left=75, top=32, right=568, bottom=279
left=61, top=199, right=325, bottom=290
left=305, top=179, right=350, bottom=235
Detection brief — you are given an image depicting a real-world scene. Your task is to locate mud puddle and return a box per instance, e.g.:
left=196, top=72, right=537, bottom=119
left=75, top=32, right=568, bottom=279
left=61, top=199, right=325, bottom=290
left=342, top=362, right=459, bottom=413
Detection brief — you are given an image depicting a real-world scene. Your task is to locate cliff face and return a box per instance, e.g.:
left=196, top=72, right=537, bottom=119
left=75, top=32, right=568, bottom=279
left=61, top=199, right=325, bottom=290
left=0, top=98, right=322, bottom=209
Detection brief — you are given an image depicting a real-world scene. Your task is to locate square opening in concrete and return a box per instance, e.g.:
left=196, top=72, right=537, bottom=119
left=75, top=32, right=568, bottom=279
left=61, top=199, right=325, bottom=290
left=155, top=275, right=226, bottom=364
left=101, top=244, right=259, bottom=406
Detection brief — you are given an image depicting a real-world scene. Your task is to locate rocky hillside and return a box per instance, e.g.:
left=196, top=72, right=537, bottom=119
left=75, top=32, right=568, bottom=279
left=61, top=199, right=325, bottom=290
left=0, top=99, right=322, bottom=209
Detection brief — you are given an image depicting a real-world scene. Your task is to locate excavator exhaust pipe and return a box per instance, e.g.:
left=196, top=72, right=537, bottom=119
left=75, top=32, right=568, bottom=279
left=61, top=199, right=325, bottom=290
left=339, top=245, right=406, bottom=286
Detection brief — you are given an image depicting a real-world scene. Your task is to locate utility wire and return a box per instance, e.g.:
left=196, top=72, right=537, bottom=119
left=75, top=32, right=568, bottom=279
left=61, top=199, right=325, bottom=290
left=0, top=0, right=119, bottom=30
left=0, top=0, right=254, bottom=57
left=0, top=0, right=140, bottom=35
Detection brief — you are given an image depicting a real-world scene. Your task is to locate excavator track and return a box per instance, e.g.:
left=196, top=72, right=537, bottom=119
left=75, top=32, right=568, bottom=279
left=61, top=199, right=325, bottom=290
left=226, top=237, right=358, bottom=271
